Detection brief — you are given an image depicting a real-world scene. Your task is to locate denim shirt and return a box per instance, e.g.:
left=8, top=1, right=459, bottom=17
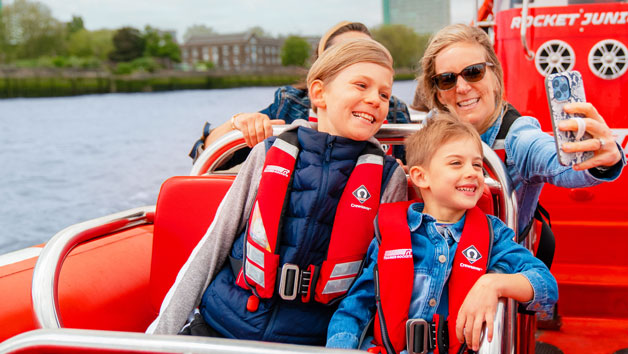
left=326, top=203, right=558, bottom=350
left=482, top=113, right=625, bottom=234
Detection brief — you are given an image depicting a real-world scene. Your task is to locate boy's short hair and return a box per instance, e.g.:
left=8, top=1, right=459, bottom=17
left=405, top=113, right=483, bottom=168
left=307, top=38, right=393, bottom=113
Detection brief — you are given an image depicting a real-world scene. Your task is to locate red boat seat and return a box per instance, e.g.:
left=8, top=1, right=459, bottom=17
left=149, top=175, right=234, bottom=315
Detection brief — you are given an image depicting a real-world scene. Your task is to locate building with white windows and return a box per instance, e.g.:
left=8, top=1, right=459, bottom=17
left=181, top=32, right=284, bottom=71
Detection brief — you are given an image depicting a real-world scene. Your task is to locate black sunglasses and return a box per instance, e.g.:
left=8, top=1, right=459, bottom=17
left=432, top=62, right=494, bottom=91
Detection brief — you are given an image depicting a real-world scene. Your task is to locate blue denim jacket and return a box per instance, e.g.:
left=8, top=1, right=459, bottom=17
left=483, top=113, right=625, bottom=234
left=326, top=203, right=558, bottom=350
left=189, top=85, right=411, bottom=161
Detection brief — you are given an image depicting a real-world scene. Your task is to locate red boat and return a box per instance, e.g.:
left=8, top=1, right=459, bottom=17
left=480, top=0, right=628, bottom=353
left=1, top=0, right=627, bottom=353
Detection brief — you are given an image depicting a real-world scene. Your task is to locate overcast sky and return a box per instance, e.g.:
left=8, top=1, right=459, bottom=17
left=8, top=0, right=476, bottom=41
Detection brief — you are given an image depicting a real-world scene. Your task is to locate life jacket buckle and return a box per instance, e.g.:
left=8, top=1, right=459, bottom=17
left=278, top=263, right=300, bottom=301
left=406, top=319, right=433, bottom=354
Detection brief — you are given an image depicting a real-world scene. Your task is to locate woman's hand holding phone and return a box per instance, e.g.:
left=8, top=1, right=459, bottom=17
left=546, top=70, right=621, bottom=170
left=558, top=102, right=622, bottom=171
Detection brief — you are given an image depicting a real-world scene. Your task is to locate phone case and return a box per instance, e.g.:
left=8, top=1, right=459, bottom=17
left=545, top=70, right=593, bottom=166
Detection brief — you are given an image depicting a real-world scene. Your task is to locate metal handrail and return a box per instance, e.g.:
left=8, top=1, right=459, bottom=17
left=192, top=124, right=518, bottom=227
left=478, top=298, right=512, bottom=353
left=521, top=0, right=536, bottom=60
left=191, top=124, right=426, bottom=176
left=31, top=206, right=155, bottom=329
left=0, top=328, right=358, bottom=354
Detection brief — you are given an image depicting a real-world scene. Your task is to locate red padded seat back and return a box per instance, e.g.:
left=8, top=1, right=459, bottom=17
left=149, top=175, right=234, bottom=314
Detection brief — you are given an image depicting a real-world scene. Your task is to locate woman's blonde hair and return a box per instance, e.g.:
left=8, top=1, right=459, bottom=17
left=307, top=38, right=393, bottom=112
left=419, top=24, right=506, bottom=133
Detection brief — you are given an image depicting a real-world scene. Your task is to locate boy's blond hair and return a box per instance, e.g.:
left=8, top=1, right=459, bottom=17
left=405, top=113, right=483, bottom=169
left=307, top=38, right=393, bottom=112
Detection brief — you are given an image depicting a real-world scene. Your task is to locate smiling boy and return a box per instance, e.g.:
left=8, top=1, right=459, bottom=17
left=326, top=114, right=557, bottom=354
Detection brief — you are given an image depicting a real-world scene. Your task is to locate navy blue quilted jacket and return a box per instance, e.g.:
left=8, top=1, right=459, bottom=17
left=200, top=126, right=399, bottom=345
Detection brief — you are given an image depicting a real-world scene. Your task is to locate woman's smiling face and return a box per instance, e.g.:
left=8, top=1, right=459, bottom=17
left=434, top=42, right=498, bottom=130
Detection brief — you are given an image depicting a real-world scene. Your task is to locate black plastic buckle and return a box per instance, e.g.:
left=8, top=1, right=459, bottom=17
left=278, top=263, right=300, bottom=300
left=406, top=319, right=435, bottom=354
left=300, top=268, right=312, bottom=294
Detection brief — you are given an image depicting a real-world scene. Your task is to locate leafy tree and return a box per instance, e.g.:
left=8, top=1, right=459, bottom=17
left=143, top=26, right=181, bottom=66
left=67, top=28, right=113, bottom=59
left=183, top=24, right=215, bottom=42
left=1, top=0, right=67, bottom=60
left=371, top=24, right=430, bottom=69
left=109, top=26, right=145, bottom=62
left=67, top=15, right=84, bottom=34
left=281, top=35, right=309, bottom=67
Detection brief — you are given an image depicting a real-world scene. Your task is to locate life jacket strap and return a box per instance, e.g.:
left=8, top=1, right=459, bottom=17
left=406, top=319, right=436, bottom=354
left=229, top=256, right=321, bottom=303
left=276, top=263, right=320, bottom=302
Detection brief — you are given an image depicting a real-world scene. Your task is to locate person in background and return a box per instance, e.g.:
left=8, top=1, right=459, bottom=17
left=326, top=115, right=558, bottom=353
left=418, top=23, right=624, bottom=236
left=147, top=39, right=407, bottom=345
left=189, top=21, right=411, bottom=164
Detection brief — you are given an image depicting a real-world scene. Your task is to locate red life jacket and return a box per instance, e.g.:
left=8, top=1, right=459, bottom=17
left=235, top=130, right=385, bottom=304
left=372, top=201, right=493, bottom=354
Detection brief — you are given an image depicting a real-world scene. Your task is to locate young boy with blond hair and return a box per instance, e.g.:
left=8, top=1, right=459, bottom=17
left=327, top=114, right=557, bottom=354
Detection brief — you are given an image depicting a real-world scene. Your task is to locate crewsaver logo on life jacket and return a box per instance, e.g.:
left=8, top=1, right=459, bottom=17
left=263, top=165, right=290, bottom=177
left=462, top=245, right=482, bottom=264
left=352, top=185, right=371, bottom=204
left=383, top=248, right=413, bottom=260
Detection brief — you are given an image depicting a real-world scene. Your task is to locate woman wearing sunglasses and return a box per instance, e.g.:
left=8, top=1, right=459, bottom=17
left=419, top=23, right=624, bottom=237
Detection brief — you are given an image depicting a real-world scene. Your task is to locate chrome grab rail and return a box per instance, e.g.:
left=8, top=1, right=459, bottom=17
left=521, top=0, right=536, bottom=60
left=31, top=205, right=155, bottom=329
left=478, top=298, right=512, bottom=354
left=191, top=124, right=426, bottom=176
left=192, top=123, right=518, bottom=229
left=0, top=328, right=359, bottom=354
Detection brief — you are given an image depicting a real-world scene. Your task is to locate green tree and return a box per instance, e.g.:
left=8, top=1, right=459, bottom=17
left=183, top=24, right=215, bottom=42
left=143, top=26, right=181, bottom=65
left=67, top=28, right=113, bottom=59
left=281, top=35, right=310, bottom=67
left=1, top=0, right=67, bottom=60
left=109, top=26, right=145, bottom=62
left=371, top=24, right=430, bottom=69
left=66, top=15, right=84, bottom=34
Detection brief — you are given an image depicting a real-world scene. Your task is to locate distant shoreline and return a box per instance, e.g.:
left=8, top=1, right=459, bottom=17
left=0, top=68, right=416, bottom=99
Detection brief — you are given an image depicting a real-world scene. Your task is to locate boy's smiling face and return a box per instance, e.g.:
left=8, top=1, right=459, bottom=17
left=312, top=62, right=392, bottom=141
left=410, top=136, right=485, bottom=222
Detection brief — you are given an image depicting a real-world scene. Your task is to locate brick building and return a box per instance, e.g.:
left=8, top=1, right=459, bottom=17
left=181, top=32, right=284, bottom=71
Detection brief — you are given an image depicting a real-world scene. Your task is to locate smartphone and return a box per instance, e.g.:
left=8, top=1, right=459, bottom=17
left=545, top=70, right=594, bottom=166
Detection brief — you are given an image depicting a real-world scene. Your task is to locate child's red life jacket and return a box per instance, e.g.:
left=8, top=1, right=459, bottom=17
left=372, top=201, right=493, bottom=354
left=236, top=130, right=385, bottom=304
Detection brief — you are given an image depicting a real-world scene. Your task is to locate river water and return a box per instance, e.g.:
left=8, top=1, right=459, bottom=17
left=0, top=80, right=417, bottom=254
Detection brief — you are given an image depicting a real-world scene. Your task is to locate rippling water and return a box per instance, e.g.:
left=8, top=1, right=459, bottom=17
left=0, top=81, right=416, bottom=254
